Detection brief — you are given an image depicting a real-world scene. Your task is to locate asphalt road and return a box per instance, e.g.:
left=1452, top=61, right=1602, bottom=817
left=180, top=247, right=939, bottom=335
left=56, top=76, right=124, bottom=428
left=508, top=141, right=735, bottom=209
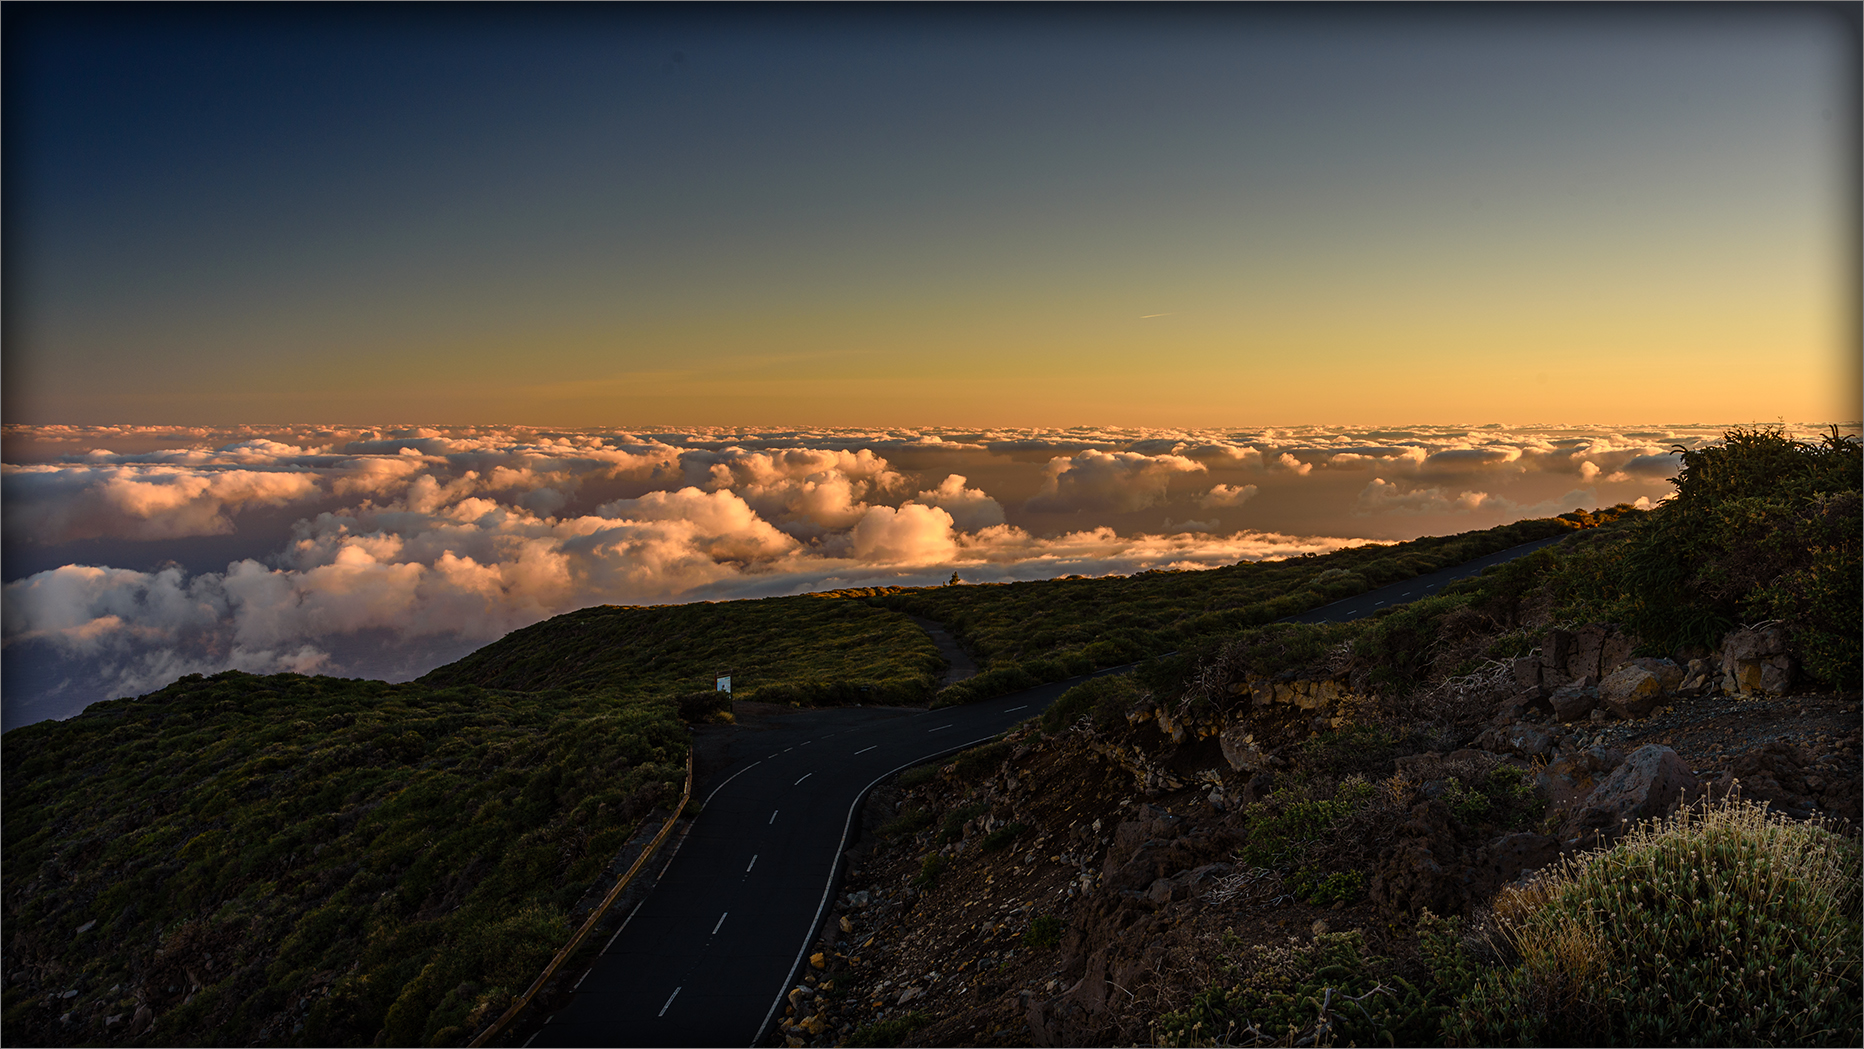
left=530, top=678, right=1095, bottom=1048
left=530, top=532, right=1569, bottom=1046
left=1279, top=534, right=1567, bottom=624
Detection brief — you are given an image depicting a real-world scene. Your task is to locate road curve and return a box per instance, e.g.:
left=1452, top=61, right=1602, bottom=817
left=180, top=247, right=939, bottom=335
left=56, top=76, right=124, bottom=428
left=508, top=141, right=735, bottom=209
left=531, top=533, right=1568, bottom=1046
left=530, top=679, right=1097, bottom=1048
left=1280, top=534, right=1566, bottom=624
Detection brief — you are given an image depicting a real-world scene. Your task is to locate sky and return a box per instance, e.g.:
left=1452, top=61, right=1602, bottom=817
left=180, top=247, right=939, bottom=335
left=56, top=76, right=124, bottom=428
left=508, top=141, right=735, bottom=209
left=2, top=7, right=1859, bottom=726
left=4, top=4, right=1859, bottom=428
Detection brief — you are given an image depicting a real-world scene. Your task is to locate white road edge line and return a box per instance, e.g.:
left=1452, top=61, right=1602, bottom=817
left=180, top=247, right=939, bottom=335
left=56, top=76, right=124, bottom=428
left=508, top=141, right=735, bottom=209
left=703, top=760, right=763, bottom=808
left=712, top=912, right=728, bottom=935
left=597, top=899, right=648, bottom=958
left=854, top=745, right=877, bottom=755
left=756, top=729, right=1006, bottom=1046
left=794, top=773, right=812, bottom=785
left=658, top=986, right=681, bottom=1017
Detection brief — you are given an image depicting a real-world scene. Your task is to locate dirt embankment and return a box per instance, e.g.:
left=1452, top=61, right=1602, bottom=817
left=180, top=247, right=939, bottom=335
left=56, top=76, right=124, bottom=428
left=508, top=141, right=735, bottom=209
left=769, top=640, right=1860, bottom=1047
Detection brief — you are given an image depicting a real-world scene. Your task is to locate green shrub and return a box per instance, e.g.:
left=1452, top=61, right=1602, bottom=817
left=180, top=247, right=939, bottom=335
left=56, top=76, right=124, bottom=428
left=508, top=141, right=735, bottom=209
left=1039, top=674, right=1143, bottom=735
left=1024, top=915, right=1063, bottom=949
left=913, top=854, right=945, bottom=890
left=952, top=740, right=1011, bottom=781
left=877, top=808, right=934, bottom=838
left=1448, top=798, right=1862, bottom=1046
left=935, top=802, right=990, bottom=845
left=846, top=1009, right=931, bottom=1047
left=980, top=822, right=1026, bottom=852
left=896, top=764, right=939, bottom=788
left=1240, top=778, right=1375, bottom=869
left=1154, top=930, right=1439, bottom=1047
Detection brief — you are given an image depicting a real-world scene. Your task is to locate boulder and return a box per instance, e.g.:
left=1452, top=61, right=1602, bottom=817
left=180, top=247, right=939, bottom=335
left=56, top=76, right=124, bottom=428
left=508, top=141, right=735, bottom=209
left=1599, top=665, right=1663, bottom=718
left=1476, top=721, right=1560, bottom=760
left=1621, top=657, right=1684, bottom=690
left=1760, top=655, right=1794, bottom=694
left=1540, top=630, right=1573, bottom=679
left=1677, top=657, right=1717, bottom=696
left=1719, top=624, right=1795, bottom=696
left=1218, top=723, right=1275, bottom=774
left=1567, top=625, right=1609, bottom=681
left=1477, top=832, right=1560, bottom=887
left=1723, top=622, right=1789, bottom=661
left=1510, top=656, right=1542, bottom=690
left=1600, top=632, right=1638, bottom=682
left=1563, top=744, right=1698, bottom=846
left=1548, top=684, right=1599, bottom=723
left=1578, top=745, right=1626, bottom=776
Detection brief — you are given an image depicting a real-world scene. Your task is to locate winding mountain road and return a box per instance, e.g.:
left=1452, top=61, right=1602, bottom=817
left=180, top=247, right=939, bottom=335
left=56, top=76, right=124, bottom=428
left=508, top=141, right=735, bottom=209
left=530, top=681, right=1094, bottom=1047
left=530, top=533, right=1569, bottom=1046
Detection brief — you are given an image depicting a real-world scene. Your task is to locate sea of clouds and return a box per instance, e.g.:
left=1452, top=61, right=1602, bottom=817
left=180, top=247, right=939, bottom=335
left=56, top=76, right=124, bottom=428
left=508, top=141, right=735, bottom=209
left=1, top=422, right=1775, bottom=727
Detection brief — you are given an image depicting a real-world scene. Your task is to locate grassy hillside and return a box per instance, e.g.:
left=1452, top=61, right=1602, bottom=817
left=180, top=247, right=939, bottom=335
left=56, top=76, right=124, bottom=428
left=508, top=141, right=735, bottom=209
left=420, top=594, right=946, bottom=706
left=890, top=516, right=1585, bottom=705
left=1, top=673, right=688, bottom=1047
left=426, top=517, right=1589, bottom=708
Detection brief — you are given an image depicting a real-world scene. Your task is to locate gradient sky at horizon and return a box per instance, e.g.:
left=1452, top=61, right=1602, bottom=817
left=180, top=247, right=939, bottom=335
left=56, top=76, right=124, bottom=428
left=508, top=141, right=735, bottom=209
left=5, top=4, right=1859, bottom=428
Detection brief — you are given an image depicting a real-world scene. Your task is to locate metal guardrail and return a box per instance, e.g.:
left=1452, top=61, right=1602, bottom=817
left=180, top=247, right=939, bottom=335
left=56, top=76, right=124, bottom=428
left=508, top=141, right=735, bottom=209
left=469, top=750, right=696, bottom=1048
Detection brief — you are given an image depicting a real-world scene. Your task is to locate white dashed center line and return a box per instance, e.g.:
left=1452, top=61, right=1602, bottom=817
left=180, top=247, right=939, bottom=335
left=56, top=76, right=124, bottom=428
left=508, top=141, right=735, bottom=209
left=1006, top=705, right=1027, bottom=712
left=928, top=724, right=953, bottom=733
left=769, top=810, right=779, bottom=824
left=712, top=912, right=728, bottom=935
left=794, top=773, right=812, bottom=786
left=659, top=987, right=681, bottom=1017
left=746, top=854, right=757, bottom=872
left=855, top=745, right=877, bottom=755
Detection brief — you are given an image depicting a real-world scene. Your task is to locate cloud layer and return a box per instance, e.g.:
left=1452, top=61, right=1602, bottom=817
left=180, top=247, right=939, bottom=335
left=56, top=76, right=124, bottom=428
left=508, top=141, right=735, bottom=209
left=8, top=421, right=1838, bottom=726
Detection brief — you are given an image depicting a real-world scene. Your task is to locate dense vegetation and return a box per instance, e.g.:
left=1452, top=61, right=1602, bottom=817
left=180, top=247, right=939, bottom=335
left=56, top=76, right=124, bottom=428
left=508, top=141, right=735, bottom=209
left=1, top=674, right=688, bottom=1047
left=1556, top=426, right=1862, bottom=687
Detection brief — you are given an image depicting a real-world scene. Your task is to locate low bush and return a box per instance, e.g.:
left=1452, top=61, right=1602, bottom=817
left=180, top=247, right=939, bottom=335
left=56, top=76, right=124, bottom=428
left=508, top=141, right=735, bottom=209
left=845, top=1009, right=932, bottom=1047
left=1039, top=674, right=1144, bottom=735
left=980, top=822, right=1026, bottom=852
left=1024, top=915, right=1064, bottom=949
left=935, top=802, right=990, bottom=845
left=952, top=740, right=1012, bottom=781
left=1448, top=798, right=1862, bottom=1046
left=1154, top=929, right=1438, bottom=1047
left=913, top=854, right=945, bottom=890
left=877, top=808, right=934, bottom=838
left=896, top=764, right=939, bottom=788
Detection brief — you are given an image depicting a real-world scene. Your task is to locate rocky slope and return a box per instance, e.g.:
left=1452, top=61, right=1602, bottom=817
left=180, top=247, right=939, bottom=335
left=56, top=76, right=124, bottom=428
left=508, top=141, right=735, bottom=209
left=772, top=621, right=1860, bottom=1047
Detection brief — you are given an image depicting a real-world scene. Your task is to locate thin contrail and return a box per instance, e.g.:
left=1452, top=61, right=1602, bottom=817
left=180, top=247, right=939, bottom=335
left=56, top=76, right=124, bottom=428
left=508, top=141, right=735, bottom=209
left=1140, top=313, right=1172, bottom=318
